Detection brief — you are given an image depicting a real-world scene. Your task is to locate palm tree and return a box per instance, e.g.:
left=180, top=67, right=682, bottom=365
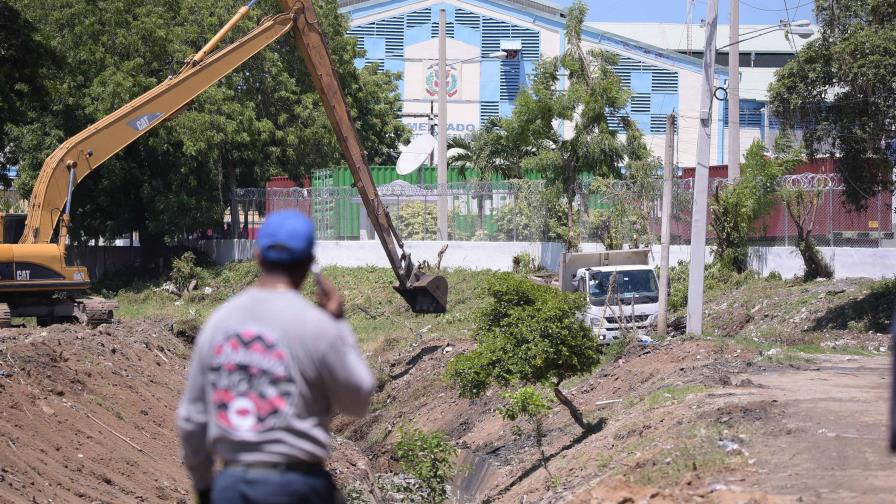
left=447, top=120, right=528, bottom=234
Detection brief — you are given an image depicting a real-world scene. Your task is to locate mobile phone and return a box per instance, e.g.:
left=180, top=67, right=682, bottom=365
left=311, top=263, right=323, bottom=291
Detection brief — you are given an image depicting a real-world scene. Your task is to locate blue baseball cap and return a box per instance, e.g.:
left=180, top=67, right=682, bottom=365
left=257, top=210, right=315, bottom=264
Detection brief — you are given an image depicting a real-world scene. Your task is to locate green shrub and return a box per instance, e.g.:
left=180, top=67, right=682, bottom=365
left=393, top=425, right=458, bottom=504
left=667, top=260, right=757, bottom=313
left=493, top=183, right=567, bottom=242
left=512, top=252, right=537, bottom=274
left=710, top=141, right=785, bottom=273
left=499, top=387, right=554, bottom=476
left=170, top=252, right=206, bottom=292
left=445, top=273, right=602, bottom=431
left=396, top=201, right=437, bottom=240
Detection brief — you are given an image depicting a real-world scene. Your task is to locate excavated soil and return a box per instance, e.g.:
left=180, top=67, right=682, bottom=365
left=0, top=320, right=192, bottom=503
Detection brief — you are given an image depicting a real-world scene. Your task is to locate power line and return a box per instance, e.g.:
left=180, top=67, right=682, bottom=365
left=781, top=0, right=800, bottom=52
left=740, top=0, right=814, bottom=12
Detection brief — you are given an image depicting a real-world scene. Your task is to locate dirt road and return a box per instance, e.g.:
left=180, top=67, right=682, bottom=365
left=729, top=355, right=895, bottom=503
left=568, top=354, right=896, bottom=504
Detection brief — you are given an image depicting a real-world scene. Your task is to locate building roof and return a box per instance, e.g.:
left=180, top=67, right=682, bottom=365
left=340, top=0, right=718, bottom=74
left=586, top=22, right=818, bottom=53
left=339, top=0, right=565, bottom=19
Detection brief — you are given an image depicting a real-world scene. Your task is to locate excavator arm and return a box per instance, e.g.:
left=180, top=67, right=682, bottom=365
left=21, top=8, right=295, bottom=246
left=18, top=0, right=447, bottom=313
left=279, top=0, right=447, bottom=313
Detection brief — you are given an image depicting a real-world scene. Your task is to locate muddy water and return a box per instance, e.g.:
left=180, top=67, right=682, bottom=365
left=454, top=450, right=499, bottom=502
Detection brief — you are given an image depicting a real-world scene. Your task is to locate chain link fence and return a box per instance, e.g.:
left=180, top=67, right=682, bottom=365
left=226, top=175, right=894, bottom=248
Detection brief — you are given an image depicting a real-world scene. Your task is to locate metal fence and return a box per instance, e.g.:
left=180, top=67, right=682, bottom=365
left=227, top=174, right=894, bottom=248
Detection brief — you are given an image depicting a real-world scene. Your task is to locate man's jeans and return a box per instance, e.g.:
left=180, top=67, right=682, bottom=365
left=211, top=466, right=340, bottom=503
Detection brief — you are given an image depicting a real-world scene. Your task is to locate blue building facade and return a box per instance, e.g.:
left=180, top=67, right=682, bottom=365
left=339, top=0, right=726, bottom=166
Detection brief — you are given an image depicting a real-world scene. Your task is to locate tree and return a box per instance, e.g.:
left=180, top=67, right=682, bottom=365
left=7, top=0, right=405, bottom=249
left=499, top=387, right=553, bottom=477
left=776, top=133, right=833, bottom=280
left=710, top=141, right=784, bottom=273
left=500, top=1, right=638, bottom=250
left=445, top=273, right=603, bottom=432
left=0, top=1, right=56, bottom=186
left=447, top=119, right=527, bottom=234
left=768, top=0, right=896, bottom=209
left=492, top=181, right=567, bottom=242
left=587, top=130, right=662, bottom=250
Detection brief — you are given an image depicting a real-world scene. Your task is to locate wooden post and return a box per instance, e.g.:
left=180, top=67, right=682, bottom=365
left=657, top=114, right=675, bottom=337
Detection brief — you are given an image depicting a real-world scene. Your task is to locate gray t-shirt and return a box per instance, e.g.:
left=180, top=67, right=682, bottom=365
left=176, top=287, right=375, bottom=490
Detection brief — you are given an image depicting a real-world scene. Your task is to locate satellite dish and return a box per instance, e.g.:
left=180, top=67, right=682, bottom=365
left=396, top=134, right=436, bottom=175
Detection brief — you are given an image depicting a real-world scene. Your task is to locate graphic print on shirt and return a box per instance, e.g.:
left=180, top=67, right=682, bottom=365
left=209, top=328, right=295, bottom=433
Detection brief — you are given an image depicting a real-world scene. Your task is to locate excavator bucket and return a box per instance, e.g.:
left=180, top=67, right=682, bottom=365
left=394, top=274, right=448, bottom=314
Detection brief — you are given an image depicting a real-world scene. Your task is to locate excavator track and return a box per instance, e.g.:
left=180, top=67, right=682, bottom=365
left=0, top=303, right=11, bottom=329
left=77, top=296, right=119, bottom=326
left=10, top=296, right=118, bottom=327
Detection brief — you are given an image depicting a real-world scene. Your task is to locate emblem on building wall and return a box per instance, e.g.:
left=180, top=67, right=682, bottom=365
left=425, top=64, right=460, bottom=98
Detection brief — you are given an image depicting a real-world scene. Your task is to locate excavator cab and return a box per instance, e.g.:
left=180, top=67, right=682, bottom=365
left=0, top=213, right=26, bottom=244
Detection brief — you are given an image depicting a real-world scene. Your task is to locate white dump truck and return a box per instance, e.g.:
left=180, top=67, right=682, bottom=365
left=559, top=250, right=659, bottom=344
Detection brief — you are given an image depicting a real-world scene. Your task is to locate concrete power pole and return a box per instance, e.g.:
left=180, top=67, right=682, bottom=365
left=728, top=0, right=740, bottom=178
left=437, top=9, right=449, bottom=240
left=657, top=113, right=676, bottom=337
left=686, top=0, right=720, bottom=336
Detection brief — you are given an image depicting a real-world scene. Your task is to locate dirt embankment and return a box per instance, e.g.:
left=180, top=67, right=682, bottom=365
left=0, top=321, right=192, bottom=503
left=1, top=275, right=895, bottom=503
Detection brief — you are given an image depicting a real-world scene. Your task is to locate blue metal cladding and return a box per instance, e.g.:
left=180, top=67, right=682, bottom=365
left=612, top=56, right=681, bottom=134
left=363, top=37, right=386, bottom=59
left=480, top=59, right=501, bottom=101
left=346, top=5, right=686, bottom=136
left=347, top=4, right=541, bottom=128
left=722, top=99, right=766, bottom=129
left=480, top=101, right=500, bottom=126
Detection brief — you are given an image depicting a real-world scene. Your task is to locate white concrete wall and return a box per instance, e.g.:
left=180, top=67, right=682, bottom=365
left=194, top=240, right=566, bottom=272
left=194, top=240, right=896, bottom=280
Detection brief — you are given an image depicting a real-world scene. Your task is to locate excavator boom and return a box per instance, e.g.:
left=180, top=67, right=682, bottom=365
left=12, top=0, right=447, bottom=315
left=21, top=10, right=295, bottom=246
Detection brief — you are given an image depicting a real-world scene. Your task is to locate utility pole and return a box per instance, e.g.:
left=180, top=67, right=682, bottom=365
left=728, top=0, right=740, bottom=178
left=437, top=9, right=449, bottom=240
left=658, top=113, right=676, bottom=337
left=686, top=0, right=719, bottom=336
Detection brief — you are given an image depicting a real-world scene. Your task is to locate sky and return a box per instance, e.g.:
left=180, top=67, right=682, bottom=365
left=553, top=0, right=817, bottom=25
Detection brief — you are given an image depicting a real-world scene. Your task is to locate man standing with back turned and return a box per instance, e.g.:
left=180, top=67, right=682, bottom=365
left=177, top=210, right=375, bottom=503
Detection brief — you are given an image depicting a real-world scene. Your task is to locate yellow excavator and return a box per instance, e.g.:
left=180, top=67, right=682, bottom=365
left=0, top=0, right=448, bottom=326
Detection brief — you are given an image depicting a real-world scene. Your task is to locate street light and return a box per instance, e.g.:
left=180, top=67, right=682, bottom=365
left=428, top=50, right=514, bottom=68
left=717, top=21, right=815, bottom=50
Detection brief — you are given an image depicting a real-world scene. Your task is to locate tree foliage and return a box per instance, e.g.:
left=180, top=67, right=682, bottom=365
left=587, top=134, right=662, bottom=250
left=7, top=0, right=406, bottom=246
left=775, top=133, right=833, bottom=280
left=710, top=141, right=785, bottom=273
left=768, top=0, right=896, bottom=208
left=484, top=0, right=641, bottom=250
left=0, top=0, right=56, bottom=186
left=445, top=273, right=602, bottom=432
left=492, top=182, right=567, bottom=242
